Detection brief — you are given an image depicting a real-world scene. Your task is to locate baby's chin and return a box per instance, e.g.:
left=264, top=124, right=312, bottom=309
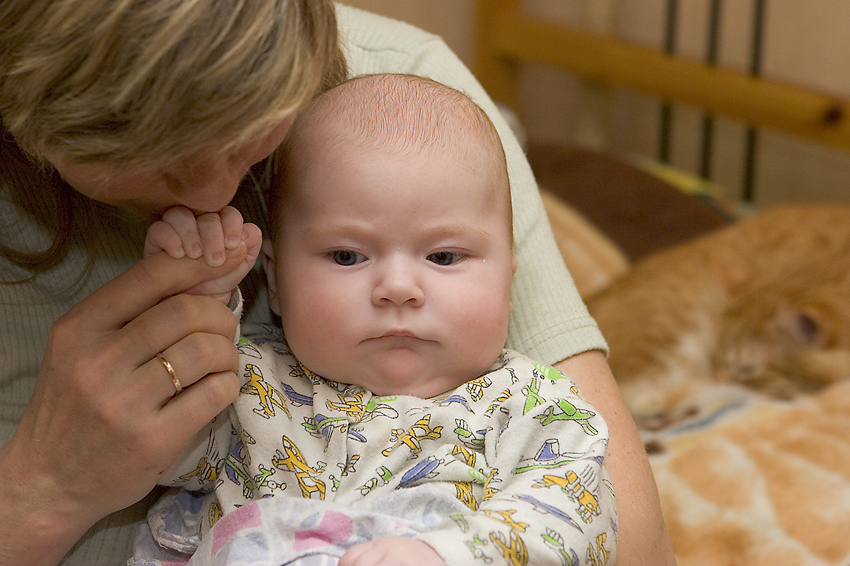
left=346, top=353, right=473, bottom=398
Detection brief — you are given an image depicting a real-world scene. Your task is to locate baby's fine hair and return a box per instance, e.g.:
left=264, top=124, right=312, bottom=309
left=0, top=0, right=344, bottom=167
left=273, top=73, right=512, bottom=236
left=289, top=74, right=506, bottom=167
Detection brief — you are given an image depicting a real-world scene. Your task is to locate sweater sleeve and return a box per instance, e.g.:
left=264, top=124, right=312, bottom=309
left=337, top=5, right=607, bottom=365
left=416, top=364, right=618, bottom=565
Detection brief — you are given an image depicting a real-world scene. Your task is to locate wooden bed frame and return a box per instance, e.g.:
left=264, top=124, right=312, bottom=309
left=474, top=0, right=850, bottom=152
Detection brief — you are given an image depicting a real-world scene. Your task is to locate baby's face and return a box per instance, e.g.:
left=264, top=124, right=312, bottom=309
left=272, top=138, right=515, bottom=398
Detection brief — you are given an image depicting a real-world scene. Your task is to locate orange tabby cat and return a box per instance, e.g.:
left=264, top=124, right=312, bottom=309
left=585, top=204, right=850, bottom=427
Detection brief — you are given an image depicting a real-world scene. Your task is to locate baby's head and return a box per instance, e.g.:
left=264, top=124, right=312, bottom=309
left=264, top=73, right=516, bottom=397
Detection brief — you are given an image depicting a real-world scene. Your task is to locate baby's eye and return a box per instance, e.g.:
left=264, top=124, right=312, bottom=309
left=427, top=251, right=465, bottom=266
left=330, top=250, right=366, bottom=266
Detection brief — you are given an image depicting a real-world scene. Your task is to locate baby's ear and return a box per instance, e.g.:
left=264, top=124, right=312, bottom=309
left=261, top=239, right=281, bottom=316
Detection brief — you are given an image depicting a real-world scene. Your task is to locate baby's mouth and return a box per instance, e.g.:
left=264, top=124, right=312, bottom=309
left=364, top=330, right=435, bottom=345
left=379, top=330, right=418, bottom=339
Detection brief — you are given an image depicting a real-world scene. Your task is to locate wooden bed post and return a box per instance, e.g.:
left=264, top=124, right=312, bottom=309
left=474, top=0, right=522, bottom=110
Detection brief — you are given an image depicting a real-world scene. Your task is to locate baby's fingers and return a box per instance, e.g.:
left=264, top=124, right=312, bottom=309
left=197, top=213, right=228, bottom=267
left=144, top=221, right=186, bottom=259
left=162, top=206, right=203, bottom=259
left=220, top=206, right=246, bottom=250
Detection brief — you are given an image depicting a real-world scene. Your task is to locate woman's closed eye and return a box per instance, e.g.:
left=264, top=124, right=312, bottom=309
left=329, top=249, right=367, bottom=266
left=427, top=251, right=467, bottom=266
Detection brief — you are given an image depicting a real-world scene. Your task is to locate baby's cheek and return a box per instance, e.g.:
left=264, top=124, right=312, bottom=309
left=453, top=293, right=511, bottom=352
left=282, top=297, right=349, bottom=367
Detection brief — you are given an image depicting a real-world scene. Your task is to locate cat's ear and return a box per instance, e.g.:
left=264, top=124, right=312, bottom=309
left=775, top=304, right=826, bottom=347
left=705, top=254, right=750, bottom=294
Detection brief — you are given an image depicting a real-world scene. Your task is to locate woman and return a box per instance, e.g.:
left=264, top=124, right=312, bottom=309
left=0, top=1, right=674, bottom=564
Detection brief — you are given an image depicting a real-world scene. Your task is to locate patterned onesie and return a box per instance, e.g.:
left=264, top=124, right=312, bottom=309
left=132, top=323, right=617, bottom=566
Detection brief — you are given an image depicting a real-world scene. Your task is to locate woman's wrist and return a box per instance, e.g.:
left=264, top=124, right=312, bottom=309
left=0, top=440, right=98, bottom=566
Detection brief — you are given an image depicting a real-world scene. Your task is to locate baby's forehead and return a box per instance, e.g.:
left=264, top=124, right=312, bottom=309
left=310, top=75, right=498, bottom=144
left=283, top=75, right=512, bottom=224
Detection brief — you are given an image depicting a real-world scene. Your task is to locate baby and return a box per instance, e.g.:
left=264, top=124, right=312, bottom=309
left=135, top=74, right=617, bottom=566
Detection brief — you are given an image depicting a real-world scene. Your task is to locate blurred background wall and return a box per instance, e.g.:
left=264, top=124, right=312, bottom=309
left=341, top=0, right=476, bottom=63
left=341, top=1, right=850, bottom=206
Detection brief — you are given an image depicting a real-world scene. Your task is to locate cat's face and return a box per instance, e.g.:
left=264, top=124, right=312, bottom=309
left=714, top=286, right=850, bottom=396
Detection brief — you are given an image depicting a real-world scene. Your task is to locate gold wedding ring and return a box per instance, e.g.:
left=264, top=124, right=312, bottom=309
left=156, top=352, right=183, bottom=395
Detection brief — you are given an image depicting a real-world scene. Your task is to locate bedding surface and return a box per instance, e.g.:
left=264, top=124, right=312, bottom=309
left=533, top=143, right=850, bottom=564
left=648, top=380, right=850, bottom=565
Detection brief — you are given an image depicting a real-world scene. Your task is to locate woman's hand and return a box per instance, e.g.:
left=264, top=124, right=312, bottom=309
left=0, top=248, right=248, bottom=566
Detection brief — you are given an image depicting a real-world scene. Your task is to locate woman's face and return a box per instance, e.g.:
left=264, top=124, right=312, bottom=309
left=53, top=119, right=292, bottom=219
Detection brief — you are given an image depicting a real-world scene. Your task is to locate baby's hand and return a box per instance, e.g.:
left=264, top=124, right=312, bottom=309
left=339, top=537, right=445, bottom=566
left=145, top=206, right=262, bottom=303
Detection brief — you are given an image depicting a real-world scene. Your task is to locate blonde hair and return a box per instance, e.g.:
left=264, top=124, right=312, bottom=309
left=273, top=73, right=512, bottom=239
left=0, top=0, right=344, bottom=168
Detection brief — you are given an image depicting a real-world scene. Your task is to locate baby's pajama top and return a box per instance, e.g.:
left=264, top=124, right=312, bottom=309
left=134, top=323, right=617, bottom=566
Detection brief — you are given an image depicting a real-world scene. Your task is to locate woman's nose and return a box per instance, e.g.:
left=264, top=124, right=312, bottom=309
left=371, top=258, right=425, bottom=307
left=166, top=155, right=245, bottom=212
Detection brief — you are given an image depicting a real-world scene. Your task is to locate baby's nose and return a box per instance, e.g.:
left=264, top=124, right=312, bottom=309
left=371, top=259, right=424, bottom=307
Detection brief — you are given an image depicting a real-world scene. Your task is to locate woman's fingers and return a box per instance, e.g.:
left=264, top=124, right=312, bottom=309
left=118, top=292, right=237, bottom=364
left=140, top=330, right=240, bottom=402
left=71, top=244, right=247, bottom=331
left=159, top=369, right=241, bottom=431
